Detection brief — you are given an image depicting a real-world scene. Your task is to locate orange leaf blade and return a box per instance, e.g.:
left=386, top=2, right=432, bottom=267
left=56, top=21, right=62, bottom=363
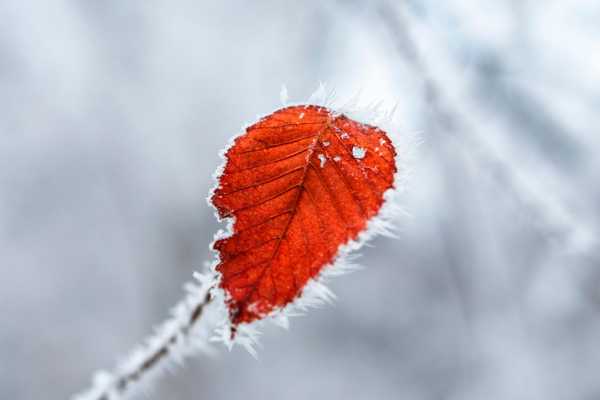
left=211, top=105, right=397, bottom=328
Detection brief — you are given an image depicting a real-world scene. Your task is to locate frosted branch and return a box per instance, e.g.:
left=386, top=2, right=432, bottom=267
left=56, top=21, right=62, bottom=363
left=378, top=2, right=596, bottom=256
left=71, top=273, right=219, bottom=400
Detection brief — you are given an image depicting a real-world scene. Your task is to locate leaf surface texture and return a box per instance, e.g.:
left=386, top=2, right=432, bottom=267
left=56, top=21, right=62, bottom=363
left=212, top=105, right=397, bottom=327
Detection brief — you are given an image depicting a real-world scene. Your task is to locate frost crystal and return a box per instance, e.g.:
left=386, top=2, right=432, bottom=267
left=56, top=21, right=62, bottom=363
left=280, top=85, right=289, bottom=105
left=318, top=153, right=327, bottom=168
left=352, top=146, right=366, bottom=159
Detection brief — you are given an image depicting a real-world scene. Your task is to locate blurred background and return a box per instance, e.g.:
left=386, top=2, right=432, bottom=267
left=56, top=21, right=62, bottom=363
left=1, top=1, right=600, bottom=399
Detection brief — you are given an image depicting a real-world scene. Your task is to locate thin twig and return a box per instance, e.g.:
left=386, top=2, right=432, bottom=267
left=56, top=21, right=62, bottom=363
left=73, top=276, right=217, bottom=400
left=377, top=1, right=595, bottom=256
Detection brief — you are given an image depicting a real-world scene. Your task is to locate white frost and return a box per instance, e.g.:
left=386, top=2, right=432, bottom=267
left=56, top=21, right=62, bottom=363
left=352, top=146, right=367, bottom=159
left=279, top=84, right=289, bottom=105
left=318, top=153, right=327, bottom=168
left=71, top=273, right=219, bottom=400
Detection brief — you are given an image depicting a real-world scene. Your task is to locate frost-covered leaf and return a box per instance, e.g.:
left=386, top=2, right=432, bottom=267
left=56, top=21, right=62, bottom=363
left=211, top=105, right=397, bottom=331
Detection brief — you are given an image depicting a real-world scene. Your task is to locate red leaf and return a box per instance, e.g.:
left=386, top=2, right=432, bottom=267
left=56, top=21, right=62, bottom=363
left=211, top=105, right=397, bottom=329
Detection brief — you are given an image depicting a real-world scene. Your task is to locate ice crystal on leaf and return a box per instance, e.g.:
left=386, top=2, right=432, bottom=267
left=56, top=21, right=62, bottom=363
left=352, top=146, right=367, bottom=159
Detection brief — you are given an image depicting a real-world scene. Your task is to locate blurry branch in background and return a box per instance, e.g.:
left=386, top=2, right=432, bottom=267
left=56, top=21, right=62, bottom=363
left=377, top=1, right=597, bottom=261
left=72, top=275, right=215, bottom=400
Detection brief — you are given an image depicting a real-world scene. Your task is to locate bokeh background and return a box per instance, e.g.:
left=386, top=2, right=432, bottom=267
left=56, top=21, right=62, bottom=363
left=2, top=1, right=600, bottom=399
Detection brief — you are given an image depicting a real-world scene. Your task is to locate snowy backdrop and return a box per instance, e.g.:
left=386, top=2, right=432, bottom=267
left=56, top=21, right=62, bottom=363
left=1, top=1, right=600, bottom=399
